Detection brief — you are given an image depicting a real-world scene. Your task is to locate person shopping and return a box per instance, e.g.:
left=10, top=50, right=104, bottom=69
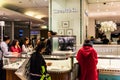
left=76, top=39, right=98, bottom=80
left=0, top=36, right=20, bottom=80
left=29, top=41, right=51, bottom=80
left=10, top=39, right=22, bottom=53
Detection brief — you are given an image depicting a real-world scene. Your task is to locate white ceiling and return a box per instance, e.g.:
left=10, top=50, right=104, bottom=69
left=0, top=0, right=120, bottom=24
left=0, top=0, right=48, bottom=24
left=88, top=0, right=120, bottom=23
left=87, top=0, right=120, bottom=4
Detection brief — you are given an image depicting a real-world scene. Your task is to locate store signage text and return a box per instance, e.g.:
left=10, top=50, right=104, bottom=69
left=53, top=8, right=78, bottom=14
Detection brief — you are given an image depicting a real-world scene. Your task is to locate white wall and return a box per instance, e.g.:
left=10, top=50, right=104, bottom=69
left=50, top=0, right=80, bottom=45
left=82, top=0, right=89, bottom=41
left=88, top=18, right=95, bottom=38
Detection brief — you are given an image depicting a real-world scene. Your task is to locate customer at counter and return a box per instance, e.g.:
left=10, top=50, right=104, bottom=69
left=29, top=41, right=49, bottom=80
left=22, top=37, right=32, bottom=53
left=10, top=39, right=22, bottom=53
left=76, top=39, right=98, bottom=80
left=101, top=35, right=109, bottom=44
left=117, top=36, right=120, bottom=44
left=0, top=36, right=20, bottom=80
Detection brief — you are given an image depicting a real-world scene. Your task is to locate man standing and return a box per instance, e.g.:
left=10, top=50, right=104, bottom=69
left=44, top=31, right=53, bottom=55
left=0, top=36, right=19, bottom=80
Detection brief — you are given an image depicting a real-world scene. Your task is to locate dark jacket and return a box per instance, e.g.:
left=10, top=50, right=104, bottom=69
left=45, top=37, right=52, bottom=55
left=30, top=52, right=47, bottom=80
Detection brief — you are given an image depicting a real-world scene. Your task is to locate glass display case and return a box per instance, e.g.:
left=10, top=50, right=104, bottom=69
left=3, top=54, right=73, bottom=80
left=72, top=55, right=120, bottom=80
left=98, top=55, right=120, bottom=80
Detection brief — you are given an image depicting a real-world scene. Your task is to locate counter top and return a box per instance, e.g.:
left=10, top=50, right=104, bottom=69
left=3, top=59, right=25, bottom=70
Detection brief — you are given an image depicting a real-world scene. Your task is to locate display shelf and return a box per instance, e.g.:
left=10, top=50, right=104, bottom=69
left=98, top=55, right=120, bottom=80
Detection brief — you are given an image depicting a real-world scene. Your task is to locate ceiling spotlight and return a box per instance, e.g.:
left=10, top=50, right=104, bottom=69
left=96, top=0, right=99, bottom=2
left=24, top=11, right=34, bottom=17
left=34, top=15, right=42, bottom=19
left=19, top=1, right=22, bottom=3
left=103, top=2, right=106, bottom=5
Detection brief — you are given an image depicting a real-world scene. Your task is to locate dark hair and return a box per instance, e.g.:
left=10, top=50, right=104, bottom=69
left=11, top=39, right=18, bottom=46
left=3, top=36, right=10, bottom=41
left=83, top=39, right=92, bottom=47
left=24, top=37, right=29, bottom=44
left=35, top=42, right=45, bottom=53
left=84, top=39, right=91, bottom=44
left=48, top=30, right=54, bottom=35
left=24, top=37, right=29, bottom=41
left=52, top=32, right=57, bottom=35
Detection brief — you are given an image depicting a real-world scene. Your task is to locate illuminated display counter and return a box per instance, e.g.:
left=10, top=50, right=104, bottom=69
left=3, top=55, right=73, bottom=80
left=98, top=55, right=120, bottom=80
left=3, top=44, right=120, bottom=80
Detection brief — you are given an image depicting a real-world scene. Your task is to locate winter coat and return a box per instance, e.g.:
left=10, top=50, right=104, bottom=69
left=30, top=52, right=47, bottom=80
left=76, top=44, right=98, bottom=80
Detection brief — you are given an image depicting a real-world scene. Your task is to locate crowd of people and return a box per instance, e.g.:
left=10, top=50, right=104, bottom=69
left=0, top=30, right=56, bottom=80
left=89, top=35, right=110, bottom=44
left=89, top=31, right=120, bottom=45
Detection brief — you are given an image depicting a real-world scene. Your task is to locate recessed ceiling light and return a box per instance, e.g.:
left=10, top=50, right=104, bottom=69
left=44, top=0, right=47, bottom=1
left=34, top=15, right=42, bottom=19
left=96, top=0, right=99, bottom=2
left=19, top=1, right=22, bottom=3
left=24, top=11, right=35, bottom=17
left=0, top=0, right=5, bottom=7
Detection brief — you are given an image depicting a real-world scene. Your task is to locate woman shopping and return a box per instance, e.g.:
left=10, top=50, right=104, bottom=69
left=76, top=39, right=98, bottom=80
left=29, top=41, right=51, bottom=80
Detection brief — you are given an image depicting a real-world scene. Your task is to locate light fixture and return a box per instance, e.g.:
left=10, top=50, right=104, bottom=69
left=0, top=21, right=5, bottom=26
left=0, top=0, right=5, bottom=7
left=34, top=15, right=42, bottom=19
left=41, top=25, right=47, bottom=29
left=44, top=0, right=48, bottom=1
left=24, top=11, right=35, bottom=17
left=96, top=0, right=99, bottom=2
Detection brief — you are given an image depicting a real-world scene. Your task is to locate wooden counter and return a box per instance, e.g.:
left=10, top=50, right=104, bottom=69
left=48, top=70, right=71, bottom=80
left=5, top=69, right=71, bottom=80
left=6, top=69, right=21, bottom=80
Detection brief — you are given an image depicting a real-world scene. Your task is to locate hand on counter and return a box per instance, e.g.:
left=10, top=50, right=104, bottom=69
left=12, top=52, right=21, bottom=57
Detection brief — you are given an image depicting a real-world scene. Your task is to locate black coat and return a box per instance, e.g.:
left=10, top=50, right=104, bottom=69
left=45, top=37, right=52, bottom=55
left=30, top=52, right=47, bottom=80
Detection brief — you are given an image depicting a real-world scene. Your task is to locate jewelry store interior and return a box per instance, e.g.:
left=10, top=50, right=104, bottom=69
left=0, top=0, right=120, bottom=80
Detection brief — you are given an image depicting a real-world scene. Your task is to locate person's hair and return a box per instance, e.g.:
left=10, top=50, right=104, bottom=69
left=24, top=37, right=29, bottom=44
left=84, top=39, right=90, bottom=44
left=11, top=39, right=18, bottom=46
left=52, top=32, right=57, bottom=35
left=90, top=36, right=94, bottom=38
left=3, top=35, right=10, bottom=41
left=83, top=39, right=92, bottom=47
left=48, top=30, right=54, bottom=35
left=35, top=42, right=45, bottom=53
